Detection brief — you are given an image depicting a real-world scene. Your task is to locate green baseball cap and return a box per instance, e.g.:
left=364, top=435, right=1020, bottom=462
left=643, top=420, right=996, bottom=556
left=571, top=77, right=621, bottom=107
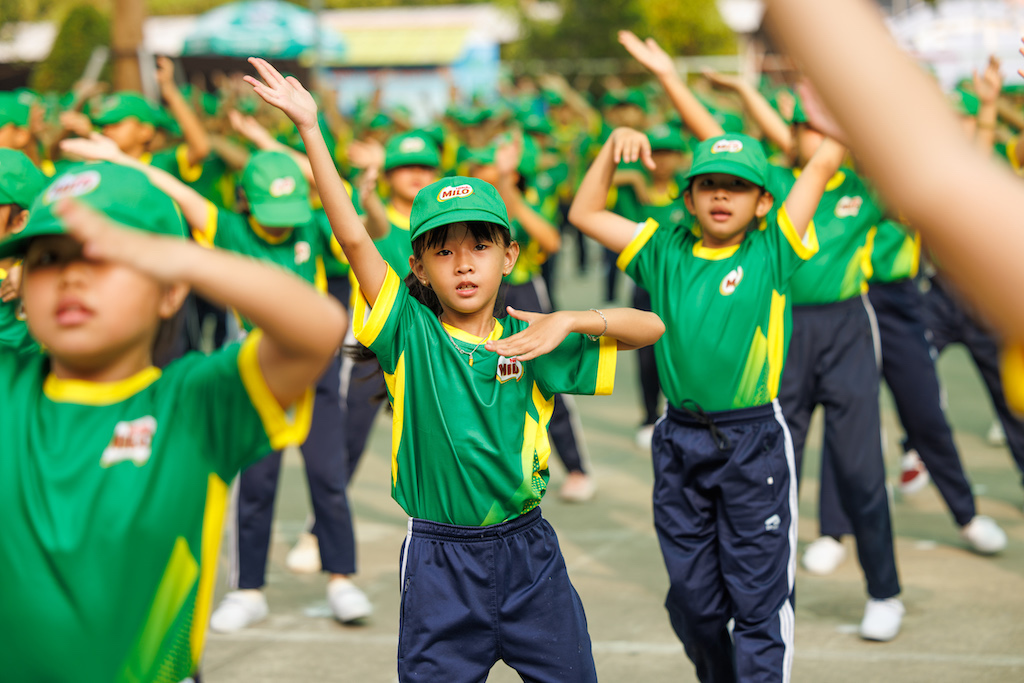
left=0, top=149, right=47, bottom=209
left=0, top=91, right=33, bottom=128
left=409, top=176, right=510, bottom=243
left=520, top=112, right=553, bottom=136
left=646, top=124, right=687, bottom=153
left=684, top=133, right=768, bottom=188
left=384, top=132, right=440, bottom=171
left=241, top=150, right=312, bottom=228
left=0, top=161, right=186, bottom=259
left=601, top=88, right=648, bottom=112
left=90, top=92, right=157, bottom=126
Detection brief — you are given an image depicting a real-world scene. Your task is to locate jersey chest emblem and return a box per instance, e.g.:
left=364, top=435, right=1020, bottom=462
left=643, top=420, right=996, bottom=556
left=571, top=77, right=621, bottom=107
left=834, top=196, right=863, bottom=218
left=496, top=356, right=524, bottom=383
left=294, top=241, right=311, bottom=265
left=720, top=266, right=744, bottom=296
left=100, top=416, right=157, bottom=468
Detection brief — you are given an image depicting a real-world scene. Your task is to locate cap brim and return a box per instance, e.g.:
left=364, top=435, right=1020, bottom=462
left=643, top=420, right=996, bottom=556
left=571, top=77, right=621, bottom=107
left=250, top=198, right=313, bottom=228
left=0, top=220, right=65, bottom=259
left=684, top=159, right=765, bottom=188
left=411, top=208, right=509, bottom=243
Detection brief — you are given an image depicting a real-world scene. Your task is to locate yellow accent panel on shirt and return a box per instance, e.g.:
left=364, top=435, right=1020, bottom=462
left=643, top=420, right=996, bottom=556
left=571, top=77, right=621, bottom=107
left=175, top=143, right=203, bottom=183
left=386, top=204, right=411, bottom=230
left=766, top=290, right=786, bottom=399
left=859, top=226, right=877, bottom=293
left=777, top=204, right=819, bottom=260
left=44, top=366, right=162, bottom=405
left=248, top=215, right=293, bottom=244
left=314, top=256, right=327, bottom=294
left=191, top=473, right=228, bottom=666
left=384, top=352, right=406, bottom=486
left=595, top=336, right=617, bottom=395
left=237, top=329, right=315, bottom=450
left=793, top=168, right=846, bottom=192
left=353, top=265, right=401, bottom=347
left=616, top=218, right=659, bottom=272
left=192, top=200, right=219, bottom=248
left=532, top=382, right=554, bottom=473
left=1000, top=342, right=1024, bottom=415
left=1008, top=138, right=1023, bottom=174
left=734, top=328, right=767, bottom=409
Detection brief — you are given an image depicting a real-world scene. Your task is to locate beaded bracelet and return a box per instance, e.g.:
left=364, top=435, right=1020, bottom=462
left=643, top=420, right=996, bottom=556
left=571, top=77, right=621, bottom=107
left=586, top=308, right=608, bottom=341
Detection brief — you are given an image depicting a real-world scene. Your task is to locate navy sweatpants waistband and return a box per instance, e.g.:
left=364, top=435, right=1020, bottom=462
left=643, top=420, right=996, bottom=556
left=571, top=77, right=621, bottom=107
left=793, top=294, right=866, bottom=313
left=409, top=507, right=543, bottom=543
left=666, top=401, right=777, bottom=428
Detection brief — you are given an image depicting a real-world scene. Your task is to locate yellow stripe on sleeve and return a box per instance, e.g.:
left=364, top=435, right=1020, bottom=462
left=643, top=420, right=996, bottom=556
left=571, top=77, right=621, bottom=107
left=616, top=218, right=660, bottom=272
left=1008, top=138, right=1023, bottom=175
left=237, top=329, right=315, bottom=450
left=594, top=335, right=617, bottom=395
left=176, top=143, right=203, bottom=183
left=352, top=265, right=401, bottom=349
left=191, top=200, right=219, bottom=248
left=777, top=204, right=819, bottom=260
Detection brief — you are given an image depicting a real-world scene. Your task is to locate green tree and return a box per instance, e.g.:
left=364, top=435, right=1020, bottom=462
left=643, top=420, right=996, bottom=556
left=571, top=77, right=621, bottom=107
left=30, top=4, right=111, bottom=92
left=637, top=0, right=735, bottom=57
left=517, top=0, right=644, bottom=60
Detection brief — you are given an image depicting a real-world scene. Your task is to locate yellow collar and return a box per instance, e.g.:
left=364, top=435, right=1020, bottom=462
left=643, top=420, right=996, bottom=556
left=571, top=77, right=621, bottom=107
left=692, top=239, right=741, bottom=261
left=248, top=215, right=293, bottom=244
left=44, top=366, right=162, bottom=405
left=648, top=180, right=679, bottom=207
left=441, top=318, right=504, bottom=344
left=386, top=204, right=411, bottom=230
left=792, top=168, right=846, bottom=192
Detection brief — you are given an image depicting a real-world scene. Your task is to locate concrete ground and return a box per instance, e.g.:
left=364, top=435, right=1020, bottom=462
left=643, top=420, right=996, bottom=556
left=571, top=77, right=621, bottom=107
left=202, top=244, right=1024, bottom=682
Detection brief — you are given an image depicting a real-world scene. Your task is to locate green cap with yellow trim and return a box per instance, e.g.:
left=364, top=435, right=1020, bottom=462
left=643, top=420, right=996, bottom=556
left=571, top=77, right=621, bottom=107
left=241, top=150, right=313, bottom=228
left=684, top=133, right=768, bottom=188
left=0, top=149, right=47, bottom=209
left=90, top=92, right=157, bottom=126
left=0, top=161, right=186, bottom=258
left=409, top=176, right=510, bottom=243
left=384, top=132, right=440, bottom=171
left=646, top=124, right=687, bottom=152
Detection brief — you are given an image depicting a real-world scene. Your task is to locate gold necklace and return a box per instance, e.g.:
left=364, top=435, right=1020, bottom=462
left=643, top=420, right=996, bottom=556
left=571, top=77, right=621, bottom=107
left=441, top=319, right=494, bottom=367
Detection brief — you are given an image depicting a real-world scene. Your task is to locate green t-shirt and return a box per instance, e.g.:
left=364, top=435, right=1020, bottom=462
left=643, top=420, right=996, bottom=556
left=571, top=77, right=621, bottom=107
left=767, top=166, right=884, bottom=305
left=0, top=266, right=38, bottom=354
left=320, top=177, right=360, bottom=280
left=375, top=203, right=414, bottom=278
left=150, top=145, right=235, bottom=210
left=0, top=333, right=313, bottom=682
left=196, top=204, right=331, bottom=331
left=870, top=219, right=920, bottom=284
left=352, top=266, right=617, bottom=526
left=619, top=207, right=819, bottom=412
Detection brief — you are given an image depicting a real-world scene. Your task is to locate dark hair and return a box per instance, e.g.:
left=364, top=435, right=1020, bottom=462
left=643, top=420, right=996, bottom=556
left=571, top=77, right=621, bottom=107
left=1, top=204, right=27, bottom=230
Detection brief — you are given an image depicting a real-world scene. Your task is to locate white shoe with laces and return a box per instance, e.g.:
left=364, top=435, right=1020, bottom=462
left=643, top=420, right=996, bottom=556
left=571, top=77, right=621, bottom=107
left=960, top=515, right=1007, bottom=555
left=209, top=590, right=268, bottom=633
left=859, top=598, right=905, bottom=641
left=327, top=577, right=372, bottom=624
left=801, top=536, right=847, bottom=575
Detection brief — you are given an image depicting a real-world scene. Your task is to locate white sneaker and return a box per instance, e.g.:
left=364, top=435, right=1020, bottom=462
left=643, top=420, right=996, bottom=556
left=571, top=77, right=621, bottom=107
left=285, top=532, right=322, bottom=574
left=327, top=577, right=372, bottom=623
left=635, top=424, right=655, bottom=449
left=960, top=515, right=1008, bottom=554
left=209, top=590, right=268, bottom=633
left=898, top=450, right=930, bottom=495
left=859, top=598, right=905, bottom=641
left=801, top=536, right=847, bottom=575
left=987, top=421, right=1007, bottom=447
left=559, top=471, right=597, bottom=502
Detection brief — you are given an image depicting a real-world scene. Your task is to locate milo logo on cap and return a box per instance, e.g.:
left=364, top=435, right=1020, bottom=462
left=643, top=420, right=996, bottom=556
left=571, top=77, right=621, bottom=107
left=399, top=136, right=426, bottom=153
left=269, top=177, right=296, bottom=198
left=711, top=139, right=743, bottom=154
left=437, top=184, right=473, bottom=202
left=43, top=170, right=101, bottom=205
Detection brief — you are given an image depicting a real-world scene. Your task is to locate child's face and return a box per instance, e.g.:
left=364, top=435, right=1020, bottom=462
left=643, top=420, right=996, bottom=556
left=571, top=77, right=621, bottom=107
left=21, top=235, right=182, bottom=374
left=387, top=165, right=438, bottom=204
left=412, top=224, right=519, bottom=321
left=101, top=119, right=154, bottom=154
left=0, top=123, right=30, bottom=151
left=651, top=150, right=683, bottom=181
left=683, top=173, right=774, bottom=247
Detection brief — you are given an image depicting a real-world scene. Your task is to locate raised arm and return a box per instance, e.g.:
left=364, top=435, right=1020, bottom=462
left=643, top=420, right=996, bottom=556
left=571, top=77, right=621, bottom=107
left=57, top=199, right=345, bottom=409
left=618, top=30, right=724, bottom=141
left=973, top=55, right=1003, bottom=155
left=155, top=56, right=211, bottom=167
left=227, top=109, right=317, bottom=189
left=347, top=138, right=390, bottom=239
left=704, top=69, right=793, bottom=153
left=780, top=137, right=846, bottom=237
left=568, top=127, right=655, bottom=253
left=244, top=57, right=388, bottom=305
left=494, top=142, right=561, bottom=254
left=765, top=0, right=1024, bottom=340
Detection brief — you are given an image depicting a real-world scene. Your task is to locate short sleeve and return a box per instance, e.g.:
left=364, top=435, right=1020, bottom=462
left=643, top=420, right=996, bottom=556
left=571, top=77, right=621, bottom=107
left=351, top=265, right=410, bottom=373
left=191, top=201, right=229, bottom=250
left=615, top=218, right=663, bottom=291
left=765, top=203, right=820, bottom=282
left=532, top=333, right=617, bottom=397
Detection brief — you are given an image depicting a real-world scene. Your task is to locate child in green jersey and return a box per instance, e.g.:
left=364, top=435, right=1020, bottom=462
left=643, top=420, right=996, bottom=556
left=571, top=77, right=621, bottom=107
left=245, top=56, right=664, bottom=682
left=570, top=128, right=842, bottom=683
left=0, top=160, right=344, bottom=682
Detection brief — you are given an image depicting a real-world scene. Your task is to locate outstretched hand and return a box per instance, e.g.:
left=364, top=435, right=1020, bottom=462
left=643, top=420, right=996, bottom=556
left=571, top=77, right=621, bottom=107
left=243, top=57, right=318, bottom=131
left=702, top=69, right=745, bottom=91
left=227, top=108, right=275, bottom=147
left=618, top=30, right=676, bottom=78
left=974, top=55, right=1003, bottom=106
left=610, top=127, right=655, bottom=170
left=348, top=138, right=386, bottom=171
left=484, top=307, right=575, bottom=362
left=60, top=132, right=130, bottom=164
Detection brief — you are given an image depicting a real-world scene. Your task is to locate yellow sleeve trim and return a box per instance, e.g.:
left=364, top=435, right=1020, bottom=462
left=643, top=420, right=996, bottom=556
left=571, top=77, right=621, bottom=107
left=594, top=335, right=617, bottom=396
left=1001, top=342, right=1024, bottom=416
left=352, top=264, right=401, bottom=349
left=191, top=200, right=219, bottom=248
left=237, top=329, right=315, bottom=450
left=176, top=143, right=203, bottom=183
left=778, top=204, right=819, bottom=260
left=1008, top=138, right=1023, bottom=174
left=616, top=218, right=660, bottom=272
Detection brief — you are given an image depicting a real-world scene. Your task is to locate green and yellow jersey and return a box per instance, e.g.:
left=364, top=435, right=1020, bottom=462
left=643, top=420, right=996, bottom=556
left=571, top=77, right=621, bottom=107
left=0, top=333, right=312, bottom=682
left=374, top=203, right=414, bottom=278
left=0, top=265, right=38, bottom=354
left=618, top=208, right=819, bottom=412
left=353, top=266, right=616, bottom=526
left=767, top=166, right=883, bottom=305
left=150, top=145, right=236, bottom=210
left=870, top=219, right=920, bottom=285
left=319, top=177, right=360, bottom=280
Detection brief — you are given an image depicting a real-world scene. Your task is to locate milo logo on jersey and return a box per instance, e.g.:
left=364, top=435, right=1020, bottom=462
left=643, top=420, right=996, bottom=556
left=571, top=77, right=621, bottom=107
left=437, top=184, right=473, bottom=202
left=711, top=139, right=743, bottom=154
left=43, top=170, right=101, bottom=205
left=720, top=266, right=744, bottom=296
left=834, top=196, right=864, bottom=218
left=496, top=355, right=524, bottom=384
left=100, top=416, right=157, bottom=468
left=294, top=241, right=311, bottom=265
